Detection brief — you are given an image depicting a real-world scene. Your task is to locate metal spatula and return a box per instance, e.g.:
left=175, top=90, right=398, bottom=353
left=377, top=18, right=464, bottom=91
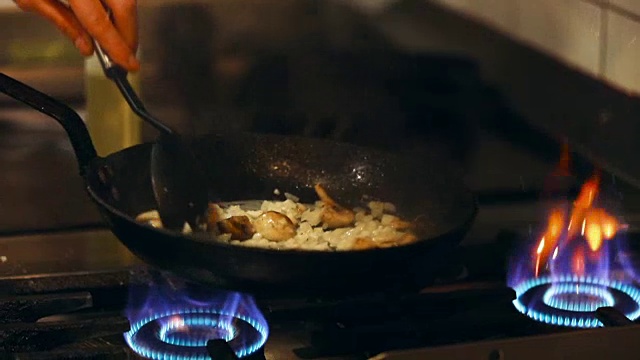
left=93, top=43, right=209, bottom=232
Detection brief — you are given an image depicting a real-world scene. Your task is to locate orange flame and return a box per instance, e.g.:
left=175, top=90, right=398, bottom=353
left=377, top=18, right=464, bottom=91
left=575, top=173, right=600, bottom=208
left=572, top=247, right=586, bottom=277
left=554, top=140, right=571, bottom=177
left=533, top=147, right=623, bottom=276
left=534, top=210, right=564, bottom=276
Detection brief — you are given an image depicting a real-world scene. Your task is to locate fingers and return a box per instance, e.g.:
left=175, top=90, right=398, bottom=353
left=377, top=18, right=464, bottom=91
left=14, top=0, right=93, bottom=55
left=16, top=0, right=140, bottom=71
left=103, top=0, right=138, bottom=54
left=68, top=0, right=139, bottom=71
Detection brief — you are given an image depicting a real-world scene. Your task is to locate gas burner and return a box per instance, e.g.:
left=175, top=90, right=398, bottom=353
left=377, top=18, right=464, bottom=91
left=542, top=283, right=614, bottom=312
left=512, top=275, right=640, bottom=328
left=124, top=307, right=268, bottom=359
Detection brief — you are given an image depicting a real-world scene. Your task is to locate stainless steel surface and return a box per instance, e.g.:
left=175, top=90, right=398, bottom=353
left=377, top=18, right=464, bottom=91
left=372, top=325, right=640, bottom=360
left=0, top=229, right=139, bottom=278
left=264, top=326, right=361, bottom=360
left=93, top=40, right=116, bottom=72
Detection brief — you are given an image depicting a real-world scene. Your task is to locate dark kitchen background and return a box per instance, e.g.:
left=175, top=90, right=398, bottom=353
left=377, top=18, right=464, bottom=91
left=4, top=1, right=640, bottom=358
left=2, top=0, right=640, bottom=239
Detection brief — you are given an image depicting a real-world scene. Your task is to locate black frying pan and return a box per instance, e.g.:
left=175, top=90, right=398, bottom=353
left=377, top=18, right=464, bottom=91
left=0, top=72, right=477, bottom=297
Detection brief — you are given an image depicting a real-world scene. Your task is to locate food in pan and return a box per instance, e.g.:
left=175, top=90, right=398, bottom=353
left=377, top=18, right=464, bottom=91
left=136, top=184, right=418, bottom=251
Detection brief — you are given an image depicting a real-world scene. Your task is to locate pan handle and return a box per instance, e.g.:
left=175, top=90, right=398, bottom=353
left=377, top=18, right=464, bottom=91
left=0, top=72, right=98, bottom=175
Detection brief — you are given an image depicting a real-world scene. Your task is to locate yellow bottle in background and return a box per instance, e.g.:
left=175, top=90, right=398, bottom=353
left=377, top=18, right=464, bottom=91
left=84, top=54, right=142, bottom=156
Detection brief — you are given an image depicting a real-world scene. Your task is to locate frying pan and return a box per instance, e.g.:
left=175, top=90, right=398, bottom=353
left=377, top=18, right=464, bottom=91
left=0, top=72, right=477, bottom=297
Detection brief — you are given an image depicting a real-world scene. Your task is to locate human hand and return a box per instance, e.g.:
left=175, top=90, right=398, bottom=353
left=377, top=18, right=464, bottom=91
left=14, top=0, right=140, bottom=71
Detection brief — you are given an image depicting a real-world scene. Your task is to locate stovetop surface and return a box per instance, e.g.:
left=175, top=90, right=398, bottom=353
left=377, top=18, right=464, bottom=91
left=0, top=229, right=524, bottom=360
left=1, top=229, right=639, bottom=359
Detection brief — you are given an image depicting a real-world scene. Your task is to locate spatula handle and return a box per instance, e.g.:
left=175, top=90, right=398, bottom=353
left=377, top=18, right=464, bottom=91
left=93, top=41, right=175, bottom=136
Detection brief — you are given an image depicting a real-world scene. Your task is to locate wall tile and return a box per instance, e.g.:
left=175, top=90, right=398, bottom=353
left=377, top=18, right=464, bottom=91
left=605, top=11, right=640, bottom=94
left=515, top=0, right=601, bottom=75
left=609, top=0, right=640, bottom=16
left=429, top=0, right=602, bottom=75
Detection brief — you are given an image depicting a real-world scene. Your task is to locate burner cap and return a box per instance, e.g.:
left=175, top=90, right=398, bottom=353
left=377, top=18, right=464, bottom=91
left=512, top=275, right=640, bottom=328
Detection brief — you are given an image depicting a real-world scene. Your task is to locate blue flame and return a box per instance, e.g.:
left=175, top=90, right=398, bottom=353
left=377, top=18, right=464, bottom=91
left=506, top=198, right=640, bottom=328
left=124, top=276, right=269, bottom=359
left=159, top=315, right=238, bottom=347
left=512, top=275, right=640, bottom=328
left=542, top=283, right=614, bottom=312
left=125, top=307, right=268, bottom=359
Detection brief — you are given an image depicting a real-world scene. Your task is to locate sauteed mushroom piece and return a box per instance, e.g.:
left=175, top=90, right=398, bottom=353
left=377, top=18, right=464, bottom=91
left=217, top=216, right=256, bottom=240
left=253, top=211, right=297, bottom=242
left=314, top=184, right=355, bottom=229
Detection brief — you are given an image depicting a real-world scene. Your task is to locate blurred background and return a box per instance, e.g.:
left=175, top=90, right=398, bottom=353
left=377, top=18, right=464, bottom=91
left=2, top=0, right=640, bottom=234
left=2, top=0, right=639, bottom=152
left=0, top=0, right=485, bottom=154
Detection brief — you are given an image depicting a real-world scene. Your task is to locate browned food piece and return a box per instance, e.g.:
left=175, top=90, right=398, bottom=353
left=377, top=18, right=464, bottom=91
left=253, top=211, right=297, bottom=242
left=314, top=183, right=355, bottom=228
left=396, top=233, right=418, bottom=245
left=322, top=206, right=356, bottom=229
left=378, top=233, right=419, bottom=248
left=352, top=237, right=379, bottom=250
left=389, top=217, right=413, bottom=231
left=217, top=216, right=256, bottom=240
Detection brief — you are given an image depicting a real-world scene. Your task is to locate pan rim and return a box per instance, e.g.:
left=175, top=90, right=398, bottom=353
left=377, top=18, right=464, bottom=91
left=86, top=133, right=478, bottom=256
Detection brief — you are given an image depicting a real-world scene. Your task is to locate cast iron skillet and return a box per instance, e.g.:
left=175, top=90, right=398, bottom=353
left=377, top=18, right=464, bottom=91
left=0, top=72, right=477, bottom=297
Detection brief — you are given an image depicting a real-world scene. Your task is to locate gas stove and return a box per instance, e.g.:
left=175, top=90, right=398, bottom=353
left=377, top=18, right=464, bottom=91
left=4, top=17, right=640, bottom=357
left=4, top=112, right=640, bottom=359
left=1, top=227, right=640, bottom=360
